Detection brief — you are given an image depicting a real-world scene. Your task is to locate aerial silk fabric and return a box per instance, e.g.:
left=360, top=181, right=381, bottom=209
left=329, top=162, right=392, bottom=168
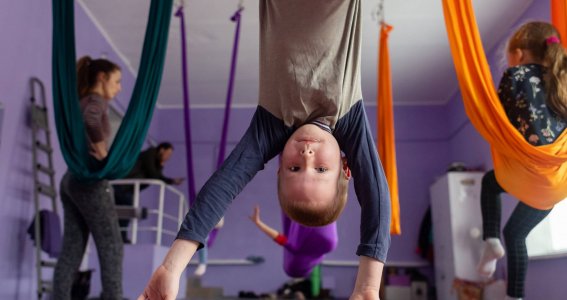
left=52, top=0, right=173, bottom=181
left=208, top=7, right=244, bottom=248
left=552, top=0, right=567, bottom=49
left=377, top=23, right=401, bottom=234
left=175, top=5, right=243, bottom=246
left=175, top=5, right=197, bottom=204
left=442, top=0, right=567, bottom=210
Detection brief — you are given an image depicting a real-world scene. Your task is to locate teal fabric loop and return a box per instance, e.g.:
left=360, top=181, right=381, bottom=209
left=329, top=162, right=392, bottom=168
left=52, top=0, right=173, bottom=181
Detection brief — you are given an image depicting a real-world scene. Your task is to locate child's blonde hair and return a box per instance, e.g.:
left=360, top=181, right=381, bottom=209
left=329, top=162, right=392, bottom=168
left=278, top=170, right=349, bottom=227
left=508, top=21, right=567, bottom=119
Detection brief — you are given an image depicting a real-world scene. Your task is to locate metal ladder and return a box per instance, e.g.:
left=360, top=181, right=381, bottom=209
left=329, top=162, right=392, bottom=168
left=30, top=77, right=59, bottom=299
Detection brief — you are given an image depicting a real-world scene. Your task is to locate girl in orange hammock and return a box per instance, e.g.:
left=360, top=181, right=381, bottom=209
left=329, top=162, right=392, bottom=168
left=477, top=22, right=567, bottom=300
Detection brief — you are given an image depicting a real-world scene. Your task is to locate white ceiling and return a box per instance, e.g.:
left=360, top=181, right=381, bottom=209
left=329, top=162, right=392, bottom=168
left=78, top=0, right=534, bottom=108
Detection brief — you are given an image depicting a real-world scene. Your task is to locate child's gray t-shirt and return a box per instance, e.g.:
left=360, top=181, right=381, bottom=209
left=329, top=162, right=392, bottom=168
left=258, top=0, right=362, bottom=129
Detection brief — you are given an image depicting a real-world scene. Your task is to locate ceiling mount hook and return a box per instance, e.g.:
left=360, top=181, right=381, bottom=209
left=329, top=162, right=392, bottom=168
left=372, top=0, right=385, bottom=26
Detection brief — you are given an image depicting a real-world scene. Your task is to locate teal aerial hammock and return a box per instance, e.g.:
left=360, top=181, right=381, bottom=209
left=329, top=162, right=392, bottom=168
left=52, top=0, right=173, bottom=181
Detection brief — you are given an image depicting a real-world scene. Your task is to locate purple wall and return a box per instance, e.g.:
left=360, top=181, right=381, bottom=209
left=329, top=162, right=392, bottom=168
left=0, top=2, right=137, bottom=299
left=0, top=2, right=54, bottom=298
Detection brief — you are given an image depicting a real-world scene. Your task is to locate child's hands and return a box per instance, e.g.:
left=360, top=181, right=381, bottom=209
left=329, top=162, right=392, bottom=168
left=350, top=256, right=383, bottom=300
left=248, top=205, right=279, bottom=239
left=137, top=264, right=179, bottom=300
left=249, top=205, right=261, bottom=225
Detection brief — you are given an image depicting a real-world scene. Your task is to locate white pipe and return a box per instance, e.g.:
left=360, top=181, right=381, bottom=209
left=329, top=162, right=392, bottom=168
left=110, top=179, right=185, bottom=246
left=156, top=184, right=166, bottom=245
left=177, top=195, right=184, bottom=229
left=321, top=260, right=430, bottom=268
left=187, top=259, right=260, bottom=266
left=161, top=214, right=179, bottom=223
left=132, top=181, right=141, bottom=244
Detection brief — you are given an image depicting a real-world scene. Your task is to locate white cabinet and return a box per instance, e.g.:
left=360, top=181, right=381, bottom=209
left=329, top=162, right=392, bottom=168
left=430, top=172, right=484, bottom=300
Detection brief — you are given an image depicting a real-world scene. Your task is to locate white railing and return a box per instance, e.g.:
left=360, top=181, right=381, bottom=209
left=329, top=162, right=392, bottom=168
left=110, top=179, right=188, bottom=245
left=321, top=260, right=430, bottom=268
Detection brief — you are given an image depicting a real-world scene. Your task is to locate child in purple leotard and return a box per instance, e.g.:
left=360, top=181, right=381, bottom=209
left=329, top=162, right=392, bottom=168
left=249, top=205, right=337, bottom=278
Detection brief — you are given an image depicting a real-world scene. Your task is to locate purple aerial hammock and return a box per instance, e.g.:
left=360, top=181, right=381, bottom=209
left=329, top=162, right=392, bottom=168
left=174, top=4, right=196, bottom=205
left=175, top=3, right=244, bottom=248
left=207, top=5, right=244, bottom=248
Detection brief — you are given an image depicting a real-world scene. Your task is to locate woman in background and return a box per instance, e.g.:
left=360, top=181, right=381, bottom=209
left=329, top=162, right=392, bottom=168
left=53, top=56, right=124, bottom=300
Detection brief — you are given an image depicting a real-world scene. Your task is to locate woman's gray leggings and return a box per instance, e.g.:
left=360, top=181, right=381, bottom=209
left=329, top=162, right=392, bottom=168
left=53, top=171, right=123, bottom=300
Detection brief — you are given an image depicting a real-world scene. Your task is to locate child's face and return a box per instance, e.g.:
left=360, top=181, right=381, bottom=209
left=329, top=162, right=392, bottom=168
left=279, top=124, right=342, bottom=208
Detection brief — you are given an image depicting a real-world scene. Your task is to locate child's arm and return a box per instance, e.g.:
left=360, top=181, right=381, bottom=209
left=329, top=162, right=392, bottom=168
left=334, top=101, right=391, bottom=262
left=249, top=205, right=288, bottom=246
left=176, top=106, right=293, bottom=249
left=249, top=205, right=280, bottom=239
left=138, top=239, right=199, bottom=300
left=333, top=101, right=390, bottom=297
left=139, top=107, right=292, bottom=300
left=351, top=256, right=384, bottom=300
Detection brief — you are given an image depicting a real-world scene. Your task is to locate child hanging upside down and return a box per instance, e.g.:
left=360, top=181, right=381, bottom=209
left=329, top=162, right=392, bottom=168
left=139, top=1, right=390, bottom=299
left=249, top=205, right=338, bottom=278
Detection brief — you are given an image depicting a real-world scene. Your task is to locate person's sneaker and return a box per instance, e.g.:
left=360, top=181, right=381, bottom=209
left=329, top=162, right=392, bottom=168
left=194, top=263, right=207, bottom=276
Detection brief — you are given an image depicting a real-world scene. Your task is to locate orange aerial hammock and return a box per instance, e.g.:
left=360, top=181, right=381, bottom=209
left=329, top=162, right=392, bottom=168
left=442, top=0, right=567, bottom=210
left=551, top=0, right=567, bottom=49
left=377, top=23, right=401, bottom=234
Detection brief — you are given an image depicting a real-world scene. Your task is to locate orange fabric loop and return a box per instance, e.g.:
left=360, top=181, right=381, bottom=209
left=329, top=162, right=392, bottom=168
left=441, top=0, right=567, bottom=209
left=552, top=0, right=567, bottom=49
left=377, top=23, right=401, bottom=234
